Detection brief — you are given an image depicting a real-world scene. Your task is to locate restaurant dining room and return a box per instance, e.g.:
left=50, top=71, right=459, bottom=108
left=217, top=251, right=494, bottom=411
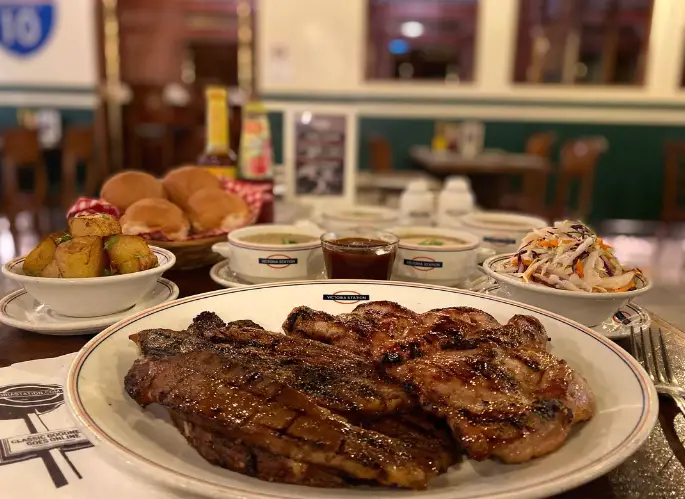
left=2, top=0, right=685, bottom=497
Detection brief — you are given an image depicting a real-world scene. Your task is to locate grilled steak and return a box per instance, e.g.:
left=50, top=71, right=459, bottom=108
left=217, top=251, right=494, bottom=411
left=283, top=301, right=548, bottom=363
left=282, top=301, right=595, bottom=464
left=169, top=410, right=347, bottom=487
left=125, top=350, right=452, bottom=489
left=131, top=324, right=413, bottom=416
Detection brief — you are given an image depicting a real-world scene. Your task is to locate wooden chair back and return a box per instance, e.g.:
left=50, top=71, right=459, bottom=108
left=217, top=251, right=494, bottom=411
left=369, top=135, right=392, bottom=173
left=1, top=128, right=48, bottom=217
left=61, top=126, right=98, bottom=209
left=662, top=141, right=685, bottom=223
left=552, top=136, right=608, bottom=221
left=526, top=131, right=556, bottom=159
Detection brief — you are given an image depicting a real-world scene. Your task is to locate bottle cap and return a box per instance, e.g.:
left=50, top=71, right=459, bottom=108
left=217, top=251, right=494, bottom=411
left=445, top=176, right=470, bottom=191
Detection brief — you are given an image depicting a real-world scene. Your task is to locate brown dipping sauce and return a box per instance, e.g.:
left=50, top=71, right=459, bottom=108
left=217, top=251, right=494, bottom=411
left=322, top=237, right=397, bottom=280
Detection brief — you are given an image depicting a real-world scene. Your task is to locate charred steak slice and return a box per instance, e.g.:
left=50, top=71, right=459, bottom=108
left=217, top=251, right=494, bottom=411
left=388, top=345, right=595, bottom=463
left=125, top=350, right=441, bottom=489
left=283, top=302, right=548, bottom=364
left=131, top=326, right=413, bottom=416
left=168, top=409, right=347, bottom=488
left=282, top=301, right=594, bottom=464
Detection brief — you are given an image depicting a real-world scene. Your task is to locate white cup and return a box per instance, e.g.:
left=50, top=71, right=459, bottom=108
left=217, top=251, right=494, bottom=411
left=389, top=226, right=484, bottom=286
left=320, top=205, right=399, bottom=232
left=212, top=225, right=324, bottom=284
left=449, top=212, right=548, bottom=254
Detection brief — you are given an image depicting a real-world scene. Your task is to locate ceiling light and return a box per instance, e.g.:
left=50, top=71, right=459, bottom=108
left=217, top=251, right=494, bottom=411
left=401, top=21, right=424, bottom=38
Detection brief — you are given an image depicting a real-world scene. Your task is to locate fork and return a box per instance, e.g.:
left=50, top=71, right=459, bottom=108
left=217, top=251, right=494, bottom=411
left=631, top=326, right=685, bottom=416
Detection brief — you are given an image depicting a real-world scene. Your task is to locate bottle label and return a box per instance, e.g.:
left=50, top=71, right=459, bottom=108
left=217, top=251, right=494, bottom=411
left=240, top=106, right=273, bottom=180
left=205, top=166, right=236, bottom=180
left=206, top=88, right=229, bottom=152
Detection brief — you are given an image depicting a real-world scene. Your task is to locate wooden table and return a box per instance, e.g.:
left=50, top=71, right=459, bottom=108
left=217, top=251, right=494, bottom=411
left=410, top=146, right=551, bottom=216
left=1, top=267, right=684, bottom=498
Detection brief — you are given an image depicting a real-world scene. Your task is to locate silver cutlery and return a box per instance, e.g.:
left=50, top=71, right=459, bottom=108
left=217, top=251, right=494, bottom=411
left=631, top=326, right=685, bottom=414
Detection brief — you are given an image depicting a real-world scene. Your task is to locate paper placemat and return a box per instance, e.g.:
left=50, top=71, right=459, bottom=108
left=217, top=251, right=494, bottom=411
left=0, top=354, right=178, bottom=498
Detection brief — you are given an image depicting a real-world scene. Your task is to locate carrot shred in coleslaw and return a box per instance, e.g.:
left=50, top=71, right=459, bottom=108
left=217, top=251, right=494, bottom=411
left=495, top=220, right=642, bottom=293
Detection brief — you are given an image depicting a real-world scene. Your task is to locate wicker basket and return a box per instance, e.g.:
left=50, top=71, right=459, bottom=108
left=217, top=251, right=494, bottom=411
left=153, top=235, right=227, bottom=270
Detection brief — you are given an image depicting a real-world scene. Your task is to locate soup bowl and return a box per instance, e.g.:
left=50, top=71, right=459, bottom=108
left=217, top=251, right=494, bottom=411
left=212, top=225, right=324, bottom=284
left=389, top=226, right=482, bottom=286
left=1, top=247, right=175, bottom=318
left=449, top=211, right=548, bottom=254
left=482, top=253, right=652, bottom=327
left=320, top=205, right=399, bottom=232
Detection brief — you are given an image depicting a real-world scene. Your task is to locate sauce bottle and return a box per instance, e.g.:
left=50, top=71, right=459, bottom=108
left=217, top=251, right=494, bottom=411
left=238, top=99, right=274, bottom=223
left=197, top=85, right=237, bottom=180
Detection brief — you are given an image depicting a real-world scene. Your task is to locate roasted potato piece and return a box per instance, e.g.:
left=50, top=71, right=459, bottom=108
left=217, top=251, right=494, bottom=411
left=40, top=260, right=62, bottom=278
left=68, top=214, right=122, bottom=238
left=24, top=237, right=59, bottom=276
left=105, top=235, right=157, bottom=275
left=54, top=236, right=108, bottom=278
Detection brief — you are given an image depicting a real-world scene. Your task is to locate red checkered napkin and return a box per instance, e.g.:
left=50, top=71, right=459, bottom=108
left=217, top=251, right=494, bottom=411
left=67, top=178, right=265, bottom=241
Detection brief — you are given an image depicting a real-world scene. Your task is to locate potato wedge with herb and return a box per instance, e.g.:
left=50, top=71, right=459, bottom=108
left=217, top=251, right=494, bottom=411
left=54, top=236, right=108, bottom=278
left=69, top=214, right=122, bottom=238
left=105, top=235, right=157, bottom=275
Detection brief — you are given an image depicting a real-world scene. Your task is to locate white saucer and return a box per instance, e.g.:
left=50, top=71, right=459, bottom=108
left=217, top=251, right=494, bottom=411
left=209, top=260, right=326, bottom=288
left=0, top=277, right=179, bottom=335
left=478, top=282, right=650, bottom=339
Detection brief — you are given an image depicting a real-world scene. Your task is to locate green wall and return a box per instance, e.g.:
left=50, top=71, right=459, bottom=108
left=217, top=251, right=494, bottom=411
left=358, top=117, right=683, bottom=222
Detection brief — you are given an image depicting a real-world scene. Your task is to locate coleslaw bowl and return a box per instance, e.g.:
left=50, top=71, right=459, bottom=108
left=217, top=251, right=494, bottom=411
left=482, top=253, right=652, bottom=327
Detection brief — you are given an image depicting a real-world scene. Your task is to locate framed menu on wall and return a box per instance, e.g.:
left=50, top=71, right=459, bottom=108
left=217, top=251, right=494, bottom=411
left=285, top=109, right=356, bottom=206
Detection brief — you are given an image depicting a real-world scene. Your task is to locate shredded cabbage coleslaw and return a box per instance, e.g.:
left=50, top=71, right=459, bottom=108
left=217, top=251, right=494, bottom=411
left=495, top=220, right=642, bottom=293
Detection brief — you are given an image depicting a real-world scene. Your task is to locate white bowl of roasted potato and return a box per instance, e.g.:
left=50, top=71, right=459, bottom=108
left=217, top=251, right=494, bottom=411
left=1, top=214, right=176, bottom=318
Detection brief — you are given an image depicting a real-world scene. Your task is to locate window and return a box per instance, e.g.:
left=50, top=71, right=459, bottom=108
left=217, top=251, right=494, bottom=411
left=514, top=0, right=653, bottom=85
left=367, top=0, right=479, bottom=82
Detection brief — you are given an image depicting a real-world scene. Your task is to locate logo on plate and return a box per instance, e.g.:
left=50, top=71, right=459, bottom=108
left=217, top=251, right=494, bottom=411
left=0, top=383, right=92, bottom=488
left=403, top=257, right=443, bottom=271
left=258, top=254, right=298, bottom=269
left=483, top=235, right=517, bottom=247
left=323, top=291, right=370, bottom=304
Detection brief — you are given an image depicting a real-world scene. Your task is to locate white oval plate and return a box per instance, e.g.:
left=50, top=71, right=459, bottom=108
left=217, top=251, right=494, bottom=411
left=66, top=281, right=658, bottom=499
left=0, top=278, right=179, bottom=335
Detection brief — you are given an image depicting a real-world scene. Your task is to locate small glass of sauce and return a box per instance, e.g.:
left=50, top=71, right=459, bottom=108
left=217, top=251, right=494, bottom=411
left=321, top=230, right=399, bottom=280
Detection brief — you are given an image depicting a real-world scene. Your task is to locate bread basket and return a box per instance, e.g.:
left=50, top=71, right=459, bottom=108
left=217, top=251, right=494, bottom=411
left=68, top=179, right=264, bottom=270
left=152, top=235, right=228, bottom=270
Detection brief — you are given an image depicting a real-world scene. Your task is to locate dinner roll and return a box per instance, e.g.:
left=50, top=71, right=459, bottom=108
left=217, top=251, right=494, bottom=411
left=100, top=171, right=166, bottom=212
left=162, top=166, right=222, bottom=209
left=185, top=188, right=250, bottom=233
left=120, top=198, right=190, bottom=241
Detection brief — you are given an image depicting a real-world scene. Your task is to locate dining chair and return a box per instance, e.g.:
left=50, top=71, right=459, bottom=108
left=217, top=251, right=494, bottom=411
left=551, top=136, right=608, bottom=221
left=661, top=141, right=685, bottom=225
left=60, top=126, right=99, bottom=210
left=0, top=128, right=48, bottom=227
left=525, top=131, right=557, bottom=159
left=369, top=135, right=393, bottom=173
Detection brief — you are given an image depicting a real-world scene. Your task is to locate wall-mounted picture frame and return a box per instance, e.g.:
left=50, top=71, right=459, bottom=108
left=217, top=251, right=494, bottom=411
left=283, top=107, right=357, bottom=207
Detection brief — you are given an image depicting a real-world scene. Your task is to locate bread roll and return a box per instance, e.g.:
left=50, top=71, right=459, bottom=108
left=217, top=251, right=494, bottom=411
left=100, top=171, right=166, bottom=212
left=162, top=166, right=222, bottom=209
left=185, top=188, right=250, bottom=233
left=120, top=198, right=190, bottom=241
